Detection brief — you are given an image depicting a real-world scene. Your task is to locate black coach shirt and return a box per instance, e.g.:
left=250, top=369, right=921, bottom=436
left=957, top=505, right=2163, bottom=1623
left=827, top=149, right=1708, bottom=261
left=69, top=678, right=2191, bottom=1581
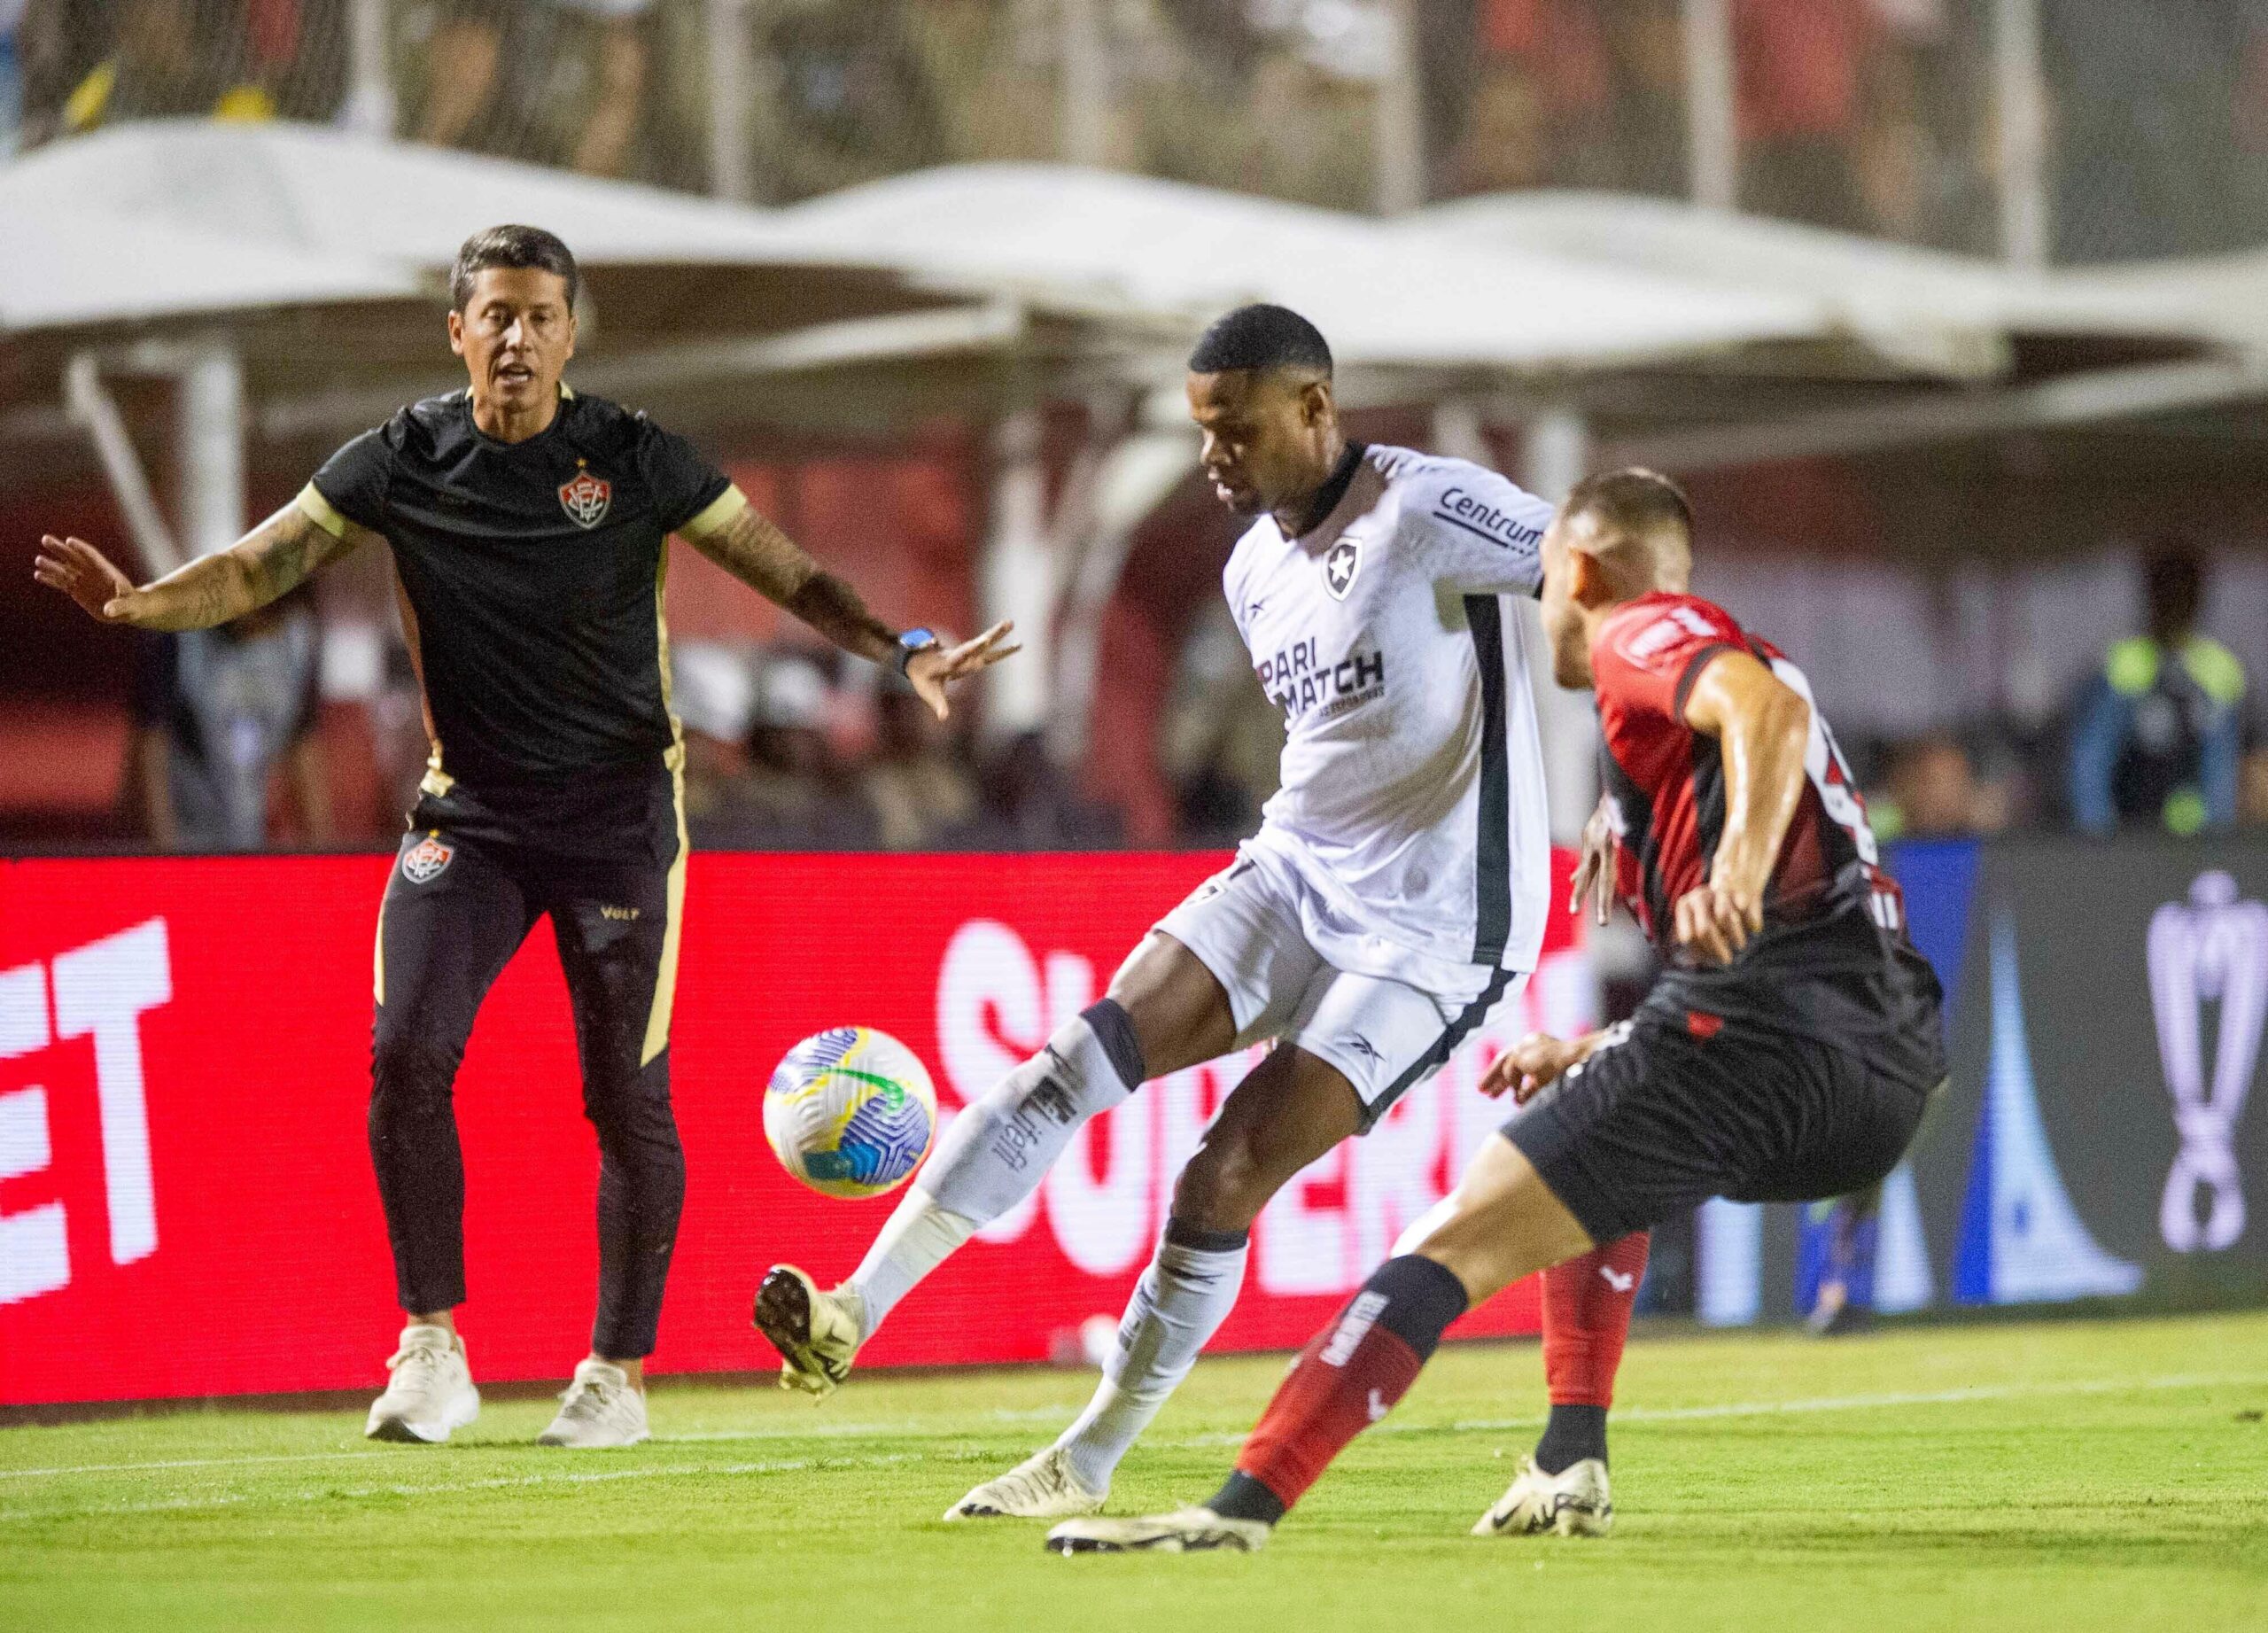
left=299, top=387, right=743, bottom=844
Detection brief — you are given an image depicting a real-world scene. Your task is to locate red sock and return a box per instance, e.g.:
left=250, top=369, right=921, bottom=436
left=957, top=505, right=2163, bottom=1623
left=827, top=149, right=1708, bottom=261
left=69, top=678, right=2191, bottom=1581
left=1543, top=1230, right=1651, bottom=1408
left=1226, top=1256, right=1467, bottom=1516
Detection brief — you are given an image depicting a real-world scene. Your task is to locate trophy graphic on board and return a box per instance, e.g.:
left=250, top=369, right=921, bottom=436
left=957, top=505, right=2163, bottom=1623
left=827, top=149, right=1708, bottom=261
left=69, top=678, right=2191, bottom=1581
left=2146, top=872, right=2268, bottom=1253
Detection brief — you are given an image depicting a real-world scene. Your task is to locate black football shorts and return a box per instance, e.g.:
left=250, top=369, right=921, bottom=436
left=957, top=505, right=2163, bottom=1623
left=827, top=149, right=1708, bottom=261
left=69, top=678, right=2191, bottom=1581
left=1502, top=1009, right=1938, bottom=1245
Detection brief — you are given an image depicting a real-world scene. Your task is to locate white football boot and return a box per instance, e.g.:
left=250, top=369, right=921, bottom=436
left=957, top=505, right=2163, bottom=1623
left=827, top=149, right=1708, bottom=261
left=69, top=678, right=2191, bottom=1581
left=364, top=1324, right=480, bottom=1444
left=750, top=1265, right=862, bottom=1398
left=538, top=1359, right=650, bottom=1448
left=945, top=1446, right=1107, bottom=1521
left=1472, top=1456, right=1613, bottom=1537
left=1045, top=1507, right=1270, bottom=1555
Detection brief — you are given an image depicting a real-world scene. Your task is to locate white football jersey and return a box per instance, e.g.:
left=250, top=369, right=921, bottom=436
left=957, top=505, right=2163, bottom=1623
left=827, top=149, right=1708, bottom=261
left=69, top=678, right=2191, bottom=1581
left=1225, top=443, right=1555, bottom=993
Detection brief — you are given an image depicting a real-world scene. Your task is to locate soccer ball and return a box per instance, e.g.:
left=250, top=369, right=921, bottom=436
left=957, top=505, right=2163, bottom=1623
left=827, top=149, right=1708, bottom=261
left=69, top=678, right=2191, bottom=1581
left=764, top=1027, right=939, bottom=1200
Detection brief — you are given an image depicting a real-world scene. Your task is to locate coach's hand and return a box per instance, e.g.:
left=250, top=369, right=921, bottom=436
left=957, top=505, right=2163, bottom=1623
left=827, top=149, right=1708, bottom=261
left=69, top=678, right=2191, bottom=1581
left=1569, top=794, right=1618, bottom=927
left=1481, top=1032, right=1586, bottom=1105
left=1674, top=882, right=1762, bottom=966
left=34, top=535, right=151, bottom=625
left=906, top=620, right=1021, bottom=721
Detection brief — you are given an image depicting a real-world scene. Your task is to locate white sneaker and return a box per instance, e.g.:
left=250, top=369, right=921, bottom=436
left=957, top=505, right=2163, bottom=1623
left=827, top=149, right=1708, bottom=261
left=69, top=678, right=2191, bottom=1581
left=945, top=1446, right=1107, bottom=1521
left=538, top=1359, right=650, bottom=1448
left=750, top=1264, right=862, bottom=1398
left=1472, top=1456, right=1613, bottom=1537
left=1045, top=1506, right=1270, bottom=1555
left=364, top=1324, right=480, bottom=1444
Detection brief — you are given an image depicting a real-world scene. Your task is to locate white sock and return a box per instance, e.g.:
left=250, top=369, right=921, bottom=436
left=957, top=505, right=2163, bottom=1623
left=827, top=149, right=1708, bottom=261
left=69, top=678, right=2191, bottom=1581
left=843, top=1002, right=1145, bottom=1339
left=1055, top=1225, right=1249, bottom=1493
left=841, top=1187, right=975, bottom=1339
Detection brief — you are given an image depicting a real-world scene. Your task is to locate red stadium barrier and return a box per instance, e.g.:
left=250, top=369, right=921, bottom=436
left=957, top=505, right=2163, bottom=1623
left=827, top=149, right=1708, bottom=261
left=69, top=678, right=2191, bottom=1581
left=0, top=851, right=1589, bottom=1406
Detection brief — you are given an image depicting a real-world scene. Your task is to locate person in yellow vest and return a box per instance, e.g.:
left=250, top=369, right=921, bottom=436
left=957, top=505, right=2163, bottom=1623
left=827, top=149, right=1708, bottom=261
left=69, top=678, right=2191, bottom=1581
left=59, top=0, right=279, bottom=134
left=2069, top=543, right=2246, bottom=836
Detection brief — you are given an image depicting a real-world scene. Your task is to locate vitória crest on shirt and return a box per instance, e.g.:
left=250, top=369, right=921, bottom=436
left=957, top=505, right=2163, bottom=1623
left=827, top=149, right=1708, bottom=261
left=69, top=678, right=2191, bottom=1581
left=557, top=469, right=613, bottom=528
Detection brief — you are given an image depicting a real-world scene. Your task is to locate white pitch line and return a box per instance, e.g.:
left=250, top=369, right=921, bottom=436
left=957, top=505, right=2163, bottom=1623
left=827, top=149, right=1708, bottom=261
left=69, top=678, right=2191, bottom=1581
left=0, top=1452, right=924, bottom=1523
left=0, top=1448, right=431, bottom=1482
left=1153, top=1370, right=2268, bottom=1450
left=6, top=1369, right=2259, bottom=1488
left=0, top=1416, right=982, bottom=1481
left=1439, top=1369, right=2268, bottom=1435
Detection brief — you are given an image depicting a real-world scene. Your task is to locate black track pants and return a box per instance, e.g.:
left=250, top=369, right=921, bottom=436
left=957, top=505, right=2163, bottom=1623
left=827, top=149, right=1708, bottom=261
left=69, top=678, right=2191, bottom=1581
left=369, top=803, right=686, bottom=1359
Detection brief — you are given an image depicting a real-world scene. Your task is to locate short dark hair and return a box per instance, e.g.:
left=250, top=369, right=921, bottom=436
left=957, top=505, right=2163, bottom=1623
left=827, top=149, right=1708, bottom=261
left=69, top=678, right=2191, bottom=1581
left=1188, top=303, right=1333, bottom=377
left=1562, top=467, right=1694, bottom=544
left=450, top=225, right=579, bottom=312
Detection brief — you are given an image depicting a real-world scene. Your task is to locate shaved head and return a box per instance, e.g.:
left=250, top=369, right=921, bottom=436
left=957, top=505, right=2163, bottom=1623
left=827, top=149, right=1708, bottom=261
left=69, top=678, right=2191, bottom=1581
left=1557, top=468, right=1694, bottom=597
left=1538, top=468, right=1698, bottom=688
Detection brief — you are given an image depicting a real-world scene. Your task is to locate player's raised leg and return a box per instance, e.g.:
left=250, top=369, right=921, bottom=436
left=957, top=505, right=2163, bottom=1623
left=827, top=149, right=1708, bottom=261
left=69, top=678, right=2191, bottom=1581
left=753, top=929, right=1241, bottom=1396
left=534, top=844, right=684, bottom=1448
left=1473, top=1229, right=1649, bottom=1537
left=948, top=1038, right=1363, bottom=1518
left=1047, top=1135, right=1589, bottom=1552
left=364, top=832, right=536, bottom=1442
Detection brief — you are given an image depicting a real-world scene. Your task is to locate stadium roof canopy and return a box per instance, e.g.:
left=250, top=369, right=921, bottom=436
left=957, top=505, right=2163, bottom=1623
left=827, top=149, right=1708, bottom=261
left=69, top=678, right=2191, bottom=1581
left=1415, top=191, right=2268, bottom=469
left=769, top=162, right=1879, bottom=396
left=0, top=122, right=1184, bottom=443
left=0, top=198, right=419, bottom=332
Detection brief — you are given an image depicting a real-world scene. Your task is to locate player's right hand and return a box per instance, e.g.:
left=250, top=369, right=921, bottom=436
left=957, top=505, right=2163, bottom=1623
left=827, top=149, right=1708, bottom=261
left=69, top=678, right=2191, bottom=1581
left=1480, top=1032, right=1584, bottom=1105
left=1674, top=882, right=1761, bottom=965
left=34, top=535, right=145, bottom=624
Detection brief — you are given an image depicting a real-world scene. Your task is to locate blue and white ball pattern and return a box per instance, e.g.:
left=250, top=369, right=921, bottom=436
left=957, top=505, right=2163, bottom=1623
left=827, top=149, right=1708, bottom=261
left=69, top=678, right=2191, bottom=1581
left=764, top=1027, right=939, bottom=1200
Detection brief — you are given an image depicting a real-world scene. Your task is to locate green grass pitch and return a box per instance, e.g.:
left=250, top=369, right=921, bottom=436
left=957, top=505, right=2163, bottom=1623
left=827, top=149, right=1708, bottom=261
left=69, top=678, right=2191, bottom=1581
left=4, top=1310, right=2264, bottom=1632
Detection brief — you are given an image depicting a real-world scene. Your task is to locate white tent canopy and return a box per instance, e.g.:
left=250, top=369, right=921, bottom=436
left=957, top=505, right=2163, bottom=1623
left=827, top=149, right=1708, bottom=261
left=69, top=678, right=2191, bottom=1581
left=1416, top=191, right=2264, bottom=377
left=0, top=198, right=417, bottom=334
left=3, top=121, right=837, bottom=284
left=773, top=163, right=1843, bottom=380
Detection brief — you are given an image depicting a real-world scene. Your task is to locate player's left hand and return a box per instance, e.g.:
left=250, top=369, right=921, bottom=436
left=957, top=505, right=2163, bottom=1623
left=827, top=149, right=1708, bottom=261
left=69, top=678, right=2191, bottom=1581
left=1480, top=1032, right=1583, bottom=1104
left=1674, top=883, right=1763, bottom=966
left=1569, top=794, right=1618, bottom=927
left=906, top=620, right=1020, bottom=721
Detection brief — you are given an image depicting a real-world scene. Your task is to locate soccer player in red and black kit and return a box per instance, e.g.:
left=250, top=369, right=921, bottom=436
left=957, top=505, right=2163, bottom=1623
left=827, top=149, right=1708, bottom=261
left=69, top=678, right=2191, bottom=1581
left=35, top=226, right=1014, bottom=1450
left=1046, top=468, right=1944, bottom=1552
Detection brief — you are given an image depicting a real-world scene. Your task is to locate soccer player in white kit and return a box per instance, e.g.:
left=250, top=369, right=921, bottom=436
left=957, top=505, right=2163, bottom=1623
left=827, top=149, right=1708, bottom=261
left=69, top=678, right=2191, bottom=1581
left=753, top=305, right=1557, bottom=1519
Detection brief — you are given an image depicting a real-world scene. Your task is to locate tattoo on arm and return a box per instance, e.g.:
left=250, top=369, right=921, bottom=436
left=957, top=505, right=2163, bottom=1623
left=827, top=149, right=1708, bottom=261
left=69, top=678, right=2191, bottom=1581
left=140, top=505, right=363, bottom=631
left=687, top=506, right=897, bottom=665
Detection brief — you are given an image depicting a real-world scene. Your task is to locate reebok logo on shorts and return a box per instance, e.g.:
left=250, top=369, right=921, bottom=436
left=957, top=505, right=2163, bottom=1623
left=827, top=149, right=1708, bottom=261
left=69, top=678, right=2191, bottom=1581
left=400, top=836, right=454, bottom=883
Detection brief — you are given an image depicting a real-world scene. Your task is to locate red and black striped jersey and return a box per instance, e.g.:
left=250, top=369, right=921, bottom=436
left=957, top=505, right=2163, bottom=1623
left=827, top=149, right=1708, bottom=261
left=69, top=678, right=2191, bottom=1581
left=1592, top=592, right=1943, bottom=1079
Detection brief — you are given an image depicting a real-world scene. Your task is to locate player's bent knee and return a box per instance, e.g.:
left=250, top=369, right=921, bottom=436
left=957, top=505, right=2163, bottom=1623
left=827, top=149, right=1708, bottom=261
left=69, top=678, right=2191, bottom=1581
left=1105, top=932, right=1238, bottom=1077
left=1410, top=1135, right=1594, bottom=1304
left=1170, top=1126, right=1296, bottom=1233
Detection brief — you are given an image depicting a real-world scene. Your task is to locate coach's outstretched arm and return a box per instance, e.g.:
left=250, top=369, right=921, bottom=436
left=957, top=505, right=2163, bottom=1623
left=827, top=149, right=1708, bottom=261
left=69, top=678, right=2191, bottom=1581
left=35, top=505, right=373, bottom=632
left=1677, top=649, right=1814, bottom=965
left=683, top=502, right=1015, bottom=720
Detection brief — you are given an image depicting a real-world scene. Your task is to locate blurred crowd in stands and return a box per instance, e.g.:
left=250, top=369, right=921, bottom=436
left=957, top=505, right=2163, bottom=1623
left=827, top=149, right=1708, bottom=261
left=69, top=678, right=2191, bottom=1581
left=11, top=0, right=2268, bottom=853
left=9, top=2, right=2268, bottom=257
left=118, top=618, right=1130, bottom=854
left=105, top=536, right=2268, bottom=856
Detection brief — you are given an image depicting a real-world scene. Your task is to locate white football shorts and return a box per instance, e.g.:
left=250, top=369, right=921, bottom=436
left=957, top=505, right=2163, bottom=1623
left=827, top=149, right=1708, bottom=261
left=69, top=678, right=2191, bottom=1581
left=1152, top=846, right=1526, bottom=1131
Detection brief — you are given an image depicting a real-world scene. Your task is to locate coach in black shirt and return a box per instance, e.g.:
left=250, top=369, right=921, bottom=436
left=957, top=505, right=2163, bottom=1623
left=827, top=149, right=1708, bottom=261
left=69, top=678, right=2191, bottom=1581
left=37, top=225, right=1014, bottom=1449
